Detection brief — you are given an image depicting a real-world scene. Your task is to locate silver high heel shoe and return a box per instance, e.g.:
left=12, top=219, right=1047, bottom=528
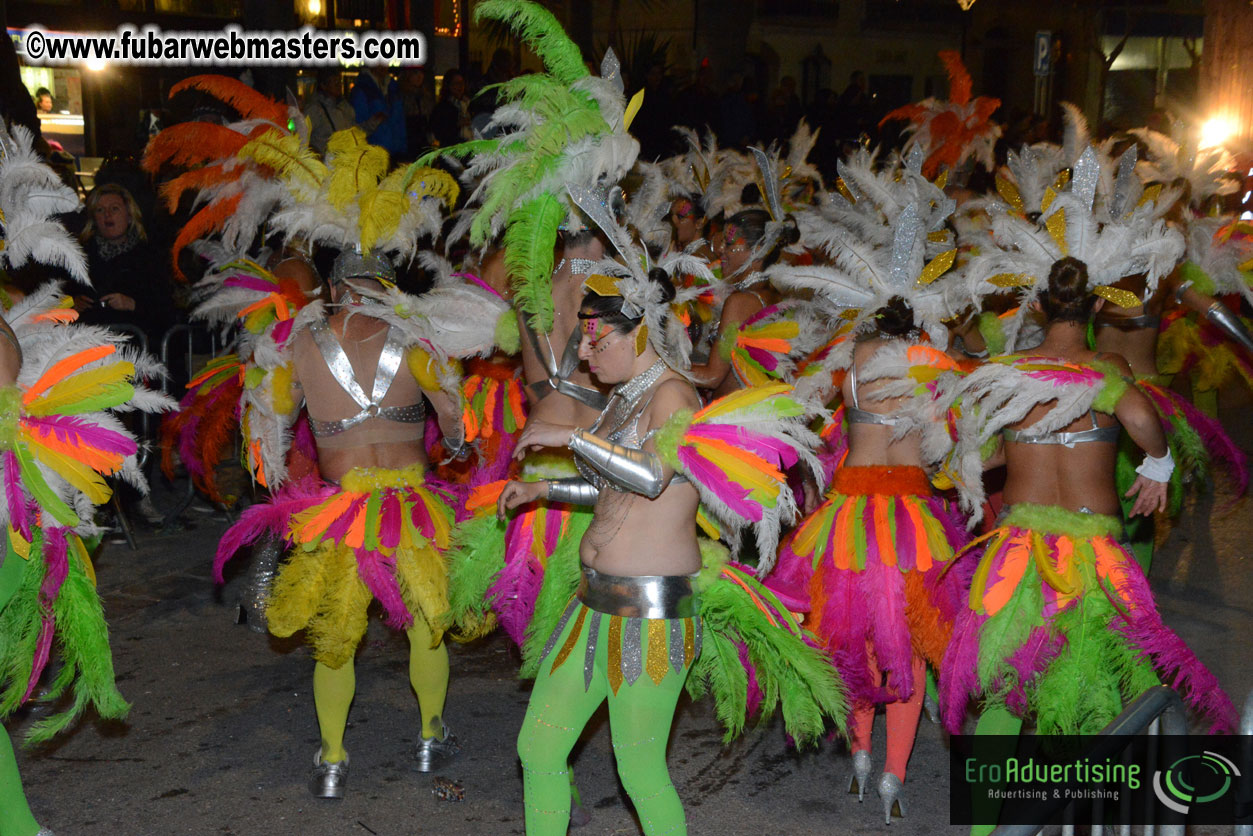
left=877, top=772, right=906, bottom=824
left=848, top=750, right=872, bottom=801
left=310, top=749, right=349, bottom=799
left=415, top=719, right=460, bottom=772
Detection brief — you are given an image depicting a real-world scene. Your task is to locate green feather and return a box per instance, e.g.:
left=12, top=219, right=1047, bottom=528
left=445, top=513, right=507, bottom=629
left=653, top=409, right=695, bottom=471
left=474, top=0, right=590, bottom=87
left=975, top=560, right=1045, bottom=694
left=503, top=194, right=566, bottom=332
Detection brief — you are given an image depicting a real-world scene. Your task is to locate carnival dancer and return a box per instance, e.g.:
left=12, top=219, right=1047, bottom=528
left=937, top=258, right=1237, bottom=835
left=768, top=180, right=968, bottom=823
left=210, top=120, right=510, bottom=797
left=492, top=201, right=846, bottom=833
left=0, top=123, right=174, bottom=836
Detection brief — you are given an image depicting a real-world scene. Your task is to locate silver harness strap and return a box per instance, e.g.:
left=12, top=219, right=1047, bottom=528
left=1098, top=312, right=1161, bottom=331
left=519, top=256, right=609, bottom=411
left=306, top=320, right=426, bottom=437
left=844, top=361, right=901, bottom=427
left=1002, top=410, right=1121, bottom=447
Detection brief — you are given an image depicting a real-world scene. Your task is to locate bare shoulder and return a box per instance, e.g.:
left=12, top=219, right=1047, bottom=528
left=1092, top=351, right=1134, bottom=378
left=650, top=377, right=701, bottom=414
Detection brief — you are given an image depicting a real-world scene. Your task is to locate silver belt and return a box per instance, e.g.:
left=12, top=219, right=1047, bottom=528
left=577, top=565, right=700, bottom=620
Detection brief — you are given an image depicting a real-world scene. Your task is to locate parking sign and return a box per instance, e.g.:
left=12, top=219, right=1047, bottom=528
left=1034, top=31, right=1052, bottom=77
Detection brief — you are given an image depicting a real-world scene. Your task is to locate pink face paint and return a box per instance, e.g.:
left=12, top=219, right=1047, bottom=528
left=582, top=317, right=613, bottom=348
left=673, top=199, right=695, bottom=220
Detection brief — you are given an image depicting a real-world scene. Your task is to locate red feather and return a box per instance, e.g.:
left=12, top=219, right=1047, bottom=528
left=170, top=74, right=288, bottom=125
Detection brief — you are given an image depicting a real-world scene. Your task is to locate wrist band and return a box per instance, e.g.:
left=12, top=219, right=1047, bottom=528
left=1135, top=448, right=1174, bottom=483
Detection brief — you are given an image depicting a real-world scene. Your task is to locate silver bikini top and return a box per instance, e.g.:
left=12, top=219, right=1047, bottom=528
left=844, top=361, right=901, bottom=427
left=519, top=257, right=609, bottom=410
left=1002, top=409, right=1121, bottom=447
left=306, top=319, right=426, bottom=437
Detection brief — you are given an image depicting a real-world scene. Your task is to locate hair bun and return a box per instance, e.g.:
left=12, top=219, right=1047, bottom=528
left=1041, top=256, right=1097, bottom=323
left=646, top=266, right=677, bottom=304
left=874, top=295, right=917, bottom=338
left=779, top=215, right=801, bottom=247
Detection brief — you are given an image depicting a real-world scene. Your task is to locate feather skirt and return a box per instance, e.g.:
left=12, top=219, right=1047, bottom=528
left=215, top=464, right=462, bottom=669
left=771, top=465, right=966, bottom=712
left=938, top=503, right=1237, bottom=736
left=1157, top=310, right=1253, bottom=396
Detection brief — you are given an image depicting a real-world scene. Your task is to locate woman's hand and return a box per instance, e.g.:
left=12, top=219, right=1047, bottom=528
left=513, top=419, right=576, bottom=460
left=99, top=293, right=136, bottom=312
left=1124, top=475, right=1168, bottom=517
left=497, top=480, right=548, bottom=519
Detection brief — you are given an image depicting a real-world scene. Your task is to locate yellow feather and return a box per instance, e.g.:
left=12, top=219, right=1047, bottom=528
left=1046, top=207, right=1068, bottom=254
left=1093, top=285, right=1142, bottom=310
left=238, top=130, right=329, bottom=193
left=399, top=166, right=460, bottom=208
left=698, top=382, right=791, bottom=421
left=308, top=544, right=371, bottom=668
left=395, top=541, right=450, bottom=646
left=996, top=175, right=1024, bottom=214
left=29, top=443, right=113, bottom=504
left=26, top=363, right=135, bottom=416
left=327, top=127, right=370, bottom=156
left=917, top=248, right=957, bottom=285
left=270, top=363, right=298, bottom=416
left=327, top=146, right=389, bottom=210
left=359, top=187, right=408, bottom=251
left=267, top=548, right=328, bottom=637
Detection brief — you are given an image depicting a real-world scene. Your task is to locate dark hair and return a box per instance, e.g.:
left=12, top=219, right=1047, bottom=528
left=873, top=295, right=918, bottom=338
left=578, top=268, right=677, bottom=333
left=725, top=208, right=800, bottom=268
left=739, top=182, right=761, bottom=206
left=1041, top=257, right=1097, bottom=323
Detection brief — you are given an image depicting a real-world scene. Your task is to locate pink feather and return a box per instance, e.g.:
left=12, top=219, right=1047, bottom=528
left=863, top=556, right=915, bottom=702
left=354, top=548, right=413, bottom=629
left=4, top=450, right=32, bottom=540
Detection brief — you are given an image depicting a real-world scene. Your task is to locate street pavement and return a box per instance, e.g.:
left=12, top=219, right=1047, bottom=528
left=8, top=408, right=1252, bottom=836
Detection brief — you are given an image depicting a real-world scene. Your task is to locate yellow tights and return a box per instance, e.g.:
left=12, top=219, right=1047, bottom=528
left=313, top=617, right=449, bottom=763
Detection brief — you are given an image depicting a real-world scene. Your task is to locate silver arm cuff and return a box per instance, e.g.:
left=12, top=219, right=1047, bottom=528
left=1206, top=301, right=1253, bottom=355
left=441, top=434, right=471, bottom=463
left=568, top=428, right=666, bottom=498
left=546, top=477, right=600, bottom=505
left=1173, top=280, right=1193, bottom=304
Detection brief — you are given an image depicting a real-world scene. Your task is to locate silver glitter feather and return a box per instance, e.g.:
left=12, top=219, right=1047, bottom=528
left=1072, top=146, right=1100, bottom=212
left=750, top=146, right=786, bottom=223
left=887, top=202, right=923, bottom=290
left=1109, top=145, right=1138, bottom=219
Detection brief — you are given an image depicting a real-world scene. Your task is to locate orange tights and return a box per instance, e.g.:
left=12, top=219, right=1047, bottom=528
left=850, top=651, right=926, bottom=781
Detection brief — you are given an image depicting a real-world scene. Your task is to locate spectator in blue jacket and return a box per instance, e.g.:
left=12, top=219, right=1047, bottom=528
left=348, top=66, right=406, bottom=156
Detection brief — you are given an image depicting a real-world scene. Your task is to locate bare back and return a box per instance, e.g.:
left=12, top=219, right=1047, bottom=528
left=292, top=312, right=427, bottom=483
left=841, top=338, right=925, bottom=468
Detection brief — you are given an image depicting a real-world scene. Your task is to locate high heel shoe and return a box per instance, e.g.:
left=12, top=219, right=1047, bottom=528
left=848, top=750, right=872, bottom=801
left=877, top=772, right=906, bottom=824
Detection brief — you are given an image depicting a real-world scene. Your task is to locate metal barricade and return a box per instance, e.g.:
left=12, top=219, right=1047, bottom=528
left=990, top=686, right=1188, bottom=836
left=159, top=322, right=230, bottom=526
left=102, top=323, right=152, bottom=551
left=1236, top=689, right=1253, bottom=836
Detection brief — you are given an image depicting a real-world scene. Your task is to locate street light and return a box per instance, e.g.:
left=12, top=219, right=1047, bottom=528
left=84, top=56, right=107, bottom=72
left=307, top=0, right=323, bottom=15
left=1199, top=114, right=1235, bottom=150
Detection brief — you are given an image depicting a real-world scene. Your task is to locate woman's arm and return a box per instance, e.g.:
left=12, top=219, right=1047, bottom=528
left=687, top=291, right=763, bottom=389
left=1108, top=355, right=1170, bottom=516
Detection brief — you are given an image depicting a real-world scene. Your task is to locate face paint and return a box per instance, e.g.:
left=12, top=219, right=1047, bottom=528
left=672, top=199, right=695, bottom=221
left=582, top=316, right=614, bottom=348
left=724, top=223, right=749, bottom=252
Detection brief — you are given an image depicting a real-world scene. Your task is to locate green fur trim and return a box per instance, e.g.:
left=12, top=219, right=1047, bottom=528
left=521, top=453, right=578, bottom=481
left=494, top=310, right=521, bottom=356
left=717, top=321, right=741, bottom=361
left=504, top=194, right=565, bottom=332
left=445, top=513, right=508, bottom=634
left=1002, top=504, right=1122, bottom=539
left=653, top=408, right=695, bottom=471
left=1179, top=261, right=1216, bottom=297
left=976, top=311, right=1007, bottom=357
left=518, top=508, right=593, bottom=677
left=694, top=537, right=730, bottom=593
left=1091, top=359, right=1129, bottom=414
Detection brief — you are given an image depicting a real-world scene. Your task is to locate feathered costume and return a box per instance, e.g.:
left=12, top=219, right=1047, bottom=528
left=879, top=51, right=1001, bottom=181
left=0, top=124, right=175, bottom=746
left=936, top=356, right=1236, bottom=735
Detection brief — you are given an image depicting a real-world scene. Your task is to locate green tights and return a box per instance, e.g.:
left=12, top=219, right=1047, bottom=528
left=969, top=704, right=1024, bottom=836
left=313, top=615, right=449, bottom=763
left=1, top=549, right=41, bottom=836
left=518, top=604, right=694, bottom=836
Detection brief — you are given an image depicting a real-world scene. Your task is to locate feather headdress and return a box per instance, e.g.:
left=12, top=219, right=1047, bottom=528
left=0, top=123, right=88, bottom=284
left=265, top=128, right=460, bottom=265
left=879, top=50, right=1002, bottom=180
left=143, top=76, right=308, bottom=279
left=1129, top=127, right=1237, bottom=210
left=963, top=145, right=1185, bottom=351
left=568, top=183, right=707, bottom=371
left=422, top=0, right=642, bottom=332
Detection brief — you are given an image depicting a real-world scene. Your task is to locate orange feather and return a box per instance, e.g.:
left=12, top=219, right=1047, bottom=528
left=170, top=74, right=288, bottom=125
left=142, top=122, right=248, bottom=173
left=170, top=193, right=244, bottom=281
left=23, top=345, right=115, bottom=403
left=939, top=50, right=972, bottom=105
left=159, top=164, right=232, bottom=211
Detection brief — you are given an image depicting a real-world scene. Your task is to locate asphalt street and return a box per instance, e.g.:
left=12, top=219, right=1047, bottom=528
left=8, top=406, right=1252, bottom=836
